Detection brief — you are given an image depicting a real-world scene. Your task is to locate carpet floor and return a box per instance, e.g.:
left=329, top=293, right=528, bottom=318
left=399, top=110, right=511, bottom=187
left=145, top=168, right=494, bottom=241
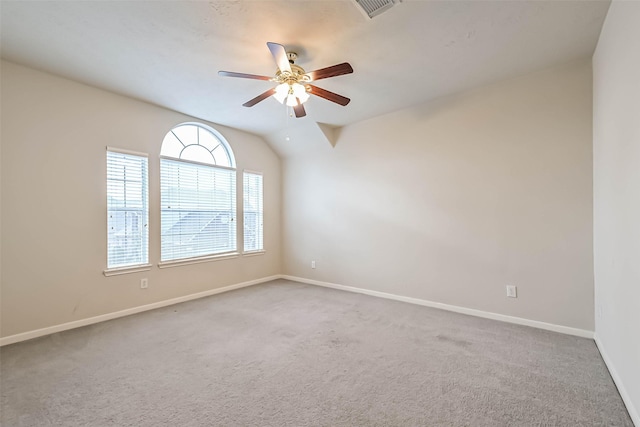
left=0, top=279, right=633, bottom=426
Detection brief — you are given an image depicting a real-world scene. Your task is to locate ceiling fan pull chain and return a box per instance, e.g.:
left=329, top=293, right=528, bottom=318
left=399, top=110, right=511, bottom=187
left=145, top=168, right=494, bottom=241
left=285, top=104, right=291, bottom=141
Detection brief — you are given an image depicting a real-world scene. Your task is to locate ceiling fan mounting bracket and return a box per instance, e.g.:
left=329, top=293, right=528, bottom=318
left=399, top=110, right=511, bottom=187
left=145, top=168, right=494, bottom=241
left=286, top=52, right=298, bottom=64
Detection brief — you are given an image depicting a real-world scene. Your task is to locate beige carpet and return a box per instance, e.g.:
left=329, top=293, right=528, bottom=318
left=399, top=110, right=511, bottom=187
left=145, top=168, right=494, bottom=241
left=0, top=279, right=633, bottom=426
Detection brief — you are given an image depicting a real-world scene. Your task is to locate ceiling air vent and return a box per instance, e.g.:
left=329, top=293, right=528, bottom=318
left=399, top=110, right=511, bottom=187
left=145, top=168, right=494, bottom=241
left=353, top=0, right=398, bottom=19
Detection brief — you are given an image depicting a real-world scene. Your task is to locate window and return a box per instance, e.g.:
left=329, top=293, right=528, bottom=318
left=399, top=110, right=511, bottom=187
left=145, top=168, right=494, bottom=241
left=106, top=149, right=149, bottom=269
left=160, top=123, right=236, bottom=262
left=243, top=171, right=264, bottom=252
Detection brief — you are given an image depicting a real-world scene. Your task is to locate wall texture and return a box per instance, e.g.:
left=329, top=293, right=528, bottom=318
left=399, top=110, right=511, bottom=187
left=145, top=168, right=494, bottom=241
left=283, top=60, right=594, bottom=330
left=1, top=61, right=281, bottom=338
left=593, top=1, right=640, bottom=422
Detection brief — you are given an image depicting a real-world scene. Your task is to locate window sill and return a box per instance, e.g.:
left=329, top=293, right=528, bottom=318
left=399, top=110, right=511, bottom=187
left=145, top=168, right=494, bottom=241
left=104, top=264, right=153, bottom=277
left=157, top=252, right=240, bottom=269
left=242, top=250, right=266, bottom=257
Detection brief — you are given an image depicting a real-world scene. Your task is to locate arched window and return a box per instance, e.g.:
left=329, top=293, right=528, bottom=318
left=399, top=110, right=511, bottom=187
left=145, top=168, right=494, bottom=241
left=160, top=123, right=235, bottom=168
left=160, top=123, right=237, bottom=262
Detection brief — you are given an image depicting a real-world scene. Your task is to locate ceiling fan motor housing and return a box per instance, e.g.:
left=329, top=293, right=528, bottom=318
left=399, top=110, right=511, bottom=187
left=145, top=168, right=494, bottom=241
left=275, top=63, right=311, bottom=87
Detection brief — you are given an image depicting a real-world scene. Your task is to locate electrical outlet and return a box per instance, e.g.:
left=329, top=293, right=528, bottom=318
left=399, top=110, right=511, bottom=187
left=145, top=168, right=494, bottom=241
left=311, top=260, right=316, bottom=269
left=140, top=278, right=148, bottom=289
left=506, top=285, right=517, bottom=298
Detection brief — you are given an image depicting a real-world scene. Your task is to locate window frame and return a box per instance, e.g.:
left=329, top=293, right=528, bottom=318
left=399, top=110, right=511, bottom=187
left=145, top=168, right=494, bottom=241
left=104, top=147, right=152, bottom=276
left=243, top=170, right=265, bottom=255
left=158, top=123, right=238, bottom=267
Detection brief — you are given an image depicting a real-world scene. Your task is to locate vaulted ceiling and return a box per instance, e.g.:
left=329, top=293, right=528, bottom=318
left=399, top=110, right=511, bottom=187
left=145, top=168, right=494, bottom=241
left=1, top=0, right=609, bottom=144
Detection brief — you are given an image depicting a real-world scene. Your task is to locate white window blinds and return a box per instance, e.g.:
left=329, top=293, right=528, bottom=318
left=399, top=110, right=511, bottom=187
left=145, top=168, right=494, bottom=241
left=106, top=149, right=149, bottom=268
left=161, top=158, right=237, bottom=261
left=243, top=171, right=264, bottom=252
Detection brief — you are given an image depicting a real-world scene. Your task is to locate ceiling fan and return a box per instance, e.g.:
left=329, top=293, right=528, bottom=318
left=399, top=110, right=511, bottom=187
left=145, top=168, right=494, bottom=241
left=218, top=42, right=353, bottom=118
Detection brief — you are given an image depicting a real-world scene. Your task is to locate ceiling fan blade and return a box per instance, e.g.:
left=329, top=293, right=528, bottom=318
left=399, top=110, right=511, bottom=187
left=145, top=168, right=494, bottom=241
left=308, top=85, right=351, bottom=106
left=305, top=63, right=353, bottom=82
left=293, top=99, right=306, bottom=118
left=218, top=71, right=272, bottom=81
left=243, top=88, right=277, bottom=107
left=267, top=42, right=292, bottom=74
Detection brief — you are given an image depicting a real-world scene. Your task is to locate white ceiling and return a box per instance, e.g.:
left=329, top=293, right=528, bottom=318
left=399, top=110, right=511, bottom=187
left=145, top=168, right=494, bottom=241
left=1, top=0, right=610, bottom=140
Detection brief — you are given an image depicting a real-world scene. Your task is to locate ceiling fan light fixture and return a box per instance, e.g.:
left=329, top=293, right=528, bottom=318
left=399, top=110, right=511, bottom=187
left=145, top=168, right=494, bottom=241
left=277, top=82, right=309, bottom=106
left=273, top=83, right=289, bottom=103
left=286, top=94, right=298, bottom=107
left=292, top=83, right=310, bottom=103
left=298, top=92, right=310, bottom=103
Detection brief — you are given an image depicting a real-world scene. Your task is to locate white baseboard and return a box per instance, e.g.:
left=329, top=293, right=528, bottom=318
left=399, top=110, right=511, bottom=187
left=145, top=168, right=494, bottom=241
left=0, top=275, right=280, bottom=347
left=281, top=275, right=594, bottom=339
left=594, top=334, right=640, bottom=426
left=0, top=273, right=594, bottom=345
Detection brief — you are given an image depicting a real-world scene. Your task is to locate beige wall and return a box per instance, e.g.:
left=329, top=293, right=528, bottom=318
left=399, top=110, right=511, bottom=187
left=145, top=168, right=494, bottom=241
left=283, top=60, right=594, bottom=330
left=1, top=58, right=597, bottom=339
left=0, top=61, right=281, bottom=337
left=593, top=1, right=640, bottom=422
